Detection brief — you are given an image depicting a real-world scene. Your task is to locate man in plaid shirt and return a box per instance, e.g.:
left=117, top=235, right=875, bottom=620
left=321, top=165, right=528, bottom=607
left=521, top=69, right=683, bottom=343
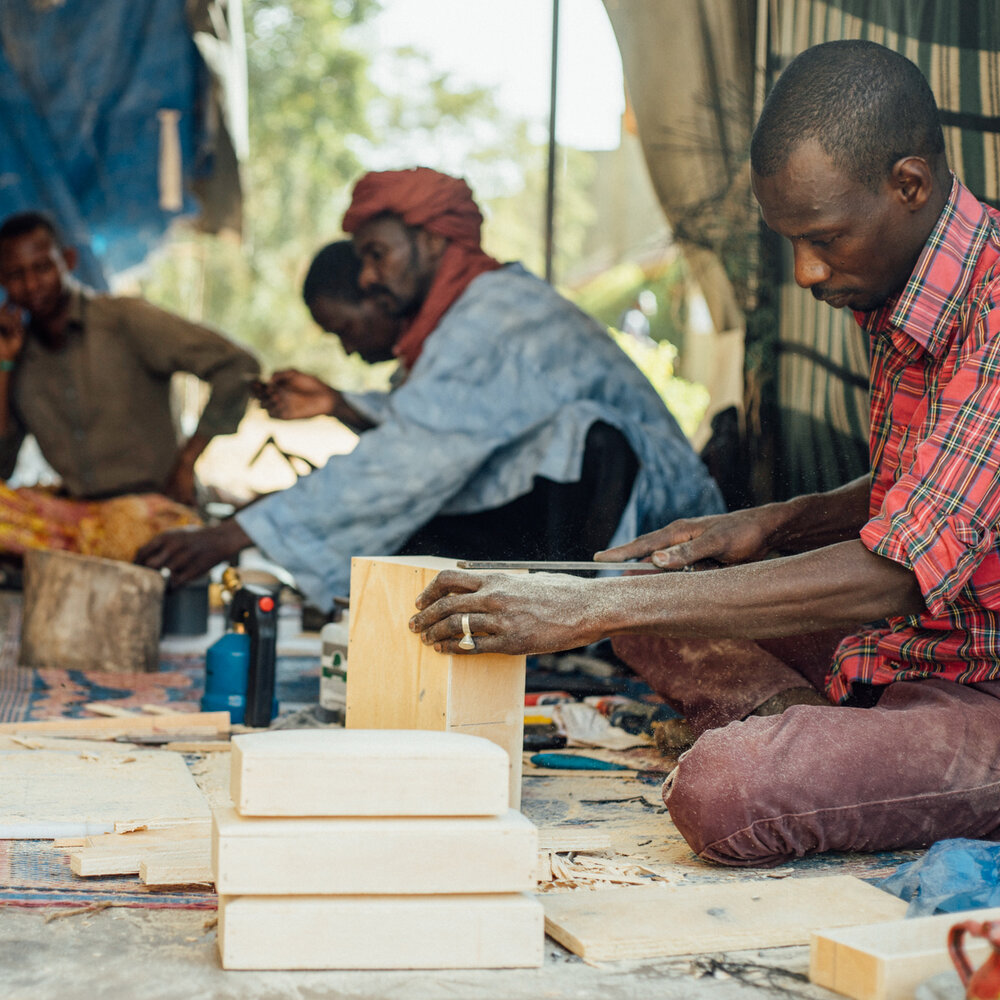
left=411, top=39, right=1000, bottom=866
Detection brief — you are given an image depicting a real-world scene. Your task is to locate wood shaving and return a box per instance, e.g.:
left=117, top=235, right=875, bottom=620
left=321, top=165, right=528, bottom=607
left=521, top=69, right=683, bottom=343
left=43, top=901, right=114, bottom=923
left=536, top=850, right=673, bottom=892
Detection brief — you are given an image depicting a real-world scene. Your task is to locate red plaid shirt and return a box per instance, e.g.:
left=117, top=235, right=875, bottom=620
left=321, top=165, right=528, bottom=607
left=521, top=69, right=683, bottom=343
left=827, top=178, right=1000, bottom=702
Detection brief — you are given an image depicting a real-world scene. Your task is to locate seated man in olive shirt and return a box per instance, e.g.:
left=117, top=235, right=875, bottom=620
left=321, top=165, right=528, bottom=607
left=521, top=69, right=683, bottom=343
left=0, top=210, right=258, bottom=560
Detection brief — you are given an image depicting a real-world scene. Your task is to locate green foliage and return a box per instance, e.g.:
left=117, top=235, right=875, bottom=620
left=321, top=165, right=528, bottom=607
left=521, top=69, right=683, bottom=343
left=608, top=329, right=710, bottom=439
left=570, top=253, right=690, bottom=353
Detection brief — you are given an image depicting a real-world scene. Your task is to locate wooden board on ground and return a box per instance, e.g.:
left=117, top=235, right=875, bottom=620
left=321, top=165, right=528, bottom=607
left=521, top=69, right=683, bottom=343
left=231, top=729, right=509, bottom=817
left=68, top=822, right=211, bottom=876
left=0, top=711, right=230, bottom=741
left=19, top=549, right=165, bottom=672
left=810, top=905, right=1000, bottom=1000
left=218, top=892, right=544, bottom=970
left=541, top=876, right=908, bottom=961
left=345, top=556, right=525, bottom=807
left=212, top=804, right=536, bottom=895
left=0, top=749, right=211, bottom=838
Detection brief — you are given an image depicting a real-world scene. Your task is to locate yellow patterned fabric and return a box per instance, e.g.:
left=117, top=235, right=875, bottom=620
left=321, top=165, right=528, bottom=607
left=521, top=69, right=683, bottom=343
left=0, top=485, right=201, bottom=563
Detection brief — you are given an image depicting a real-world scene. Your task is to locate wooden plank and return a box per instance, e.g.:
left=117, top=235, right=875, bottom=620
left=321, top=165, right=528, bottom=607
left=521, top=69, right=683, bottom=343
left=345, top=556, right=526, bottom=807
left=68, top=823, right=211, bottom=876
left=139, top=847, right=213, bottom=886
left=0, top=711, right=230, bottom=740
left=810, top=906, right=1000, bottom=1000
left=85, top=820, right=210, bottom=845
left=536, top=826, right=614, bottom=853
left=0, top=749, right=211, bottom=838
left=541, top=876, right=908, bottom=962
left=231, top=729, right=509, bottom=817
left=82, top=703, right=139, bottom=718
left=218, top=893, right=544, bottom=970
left=163, top=741, right=231, bottom=753
left=212, top=805, right=537, bottom=895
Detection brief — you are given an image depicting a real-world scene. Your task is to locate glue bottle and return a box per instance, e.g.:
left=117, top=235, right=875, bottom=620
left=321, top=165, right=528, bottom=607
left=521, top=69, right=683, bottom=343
left=318, top=615, right=349, bottom=724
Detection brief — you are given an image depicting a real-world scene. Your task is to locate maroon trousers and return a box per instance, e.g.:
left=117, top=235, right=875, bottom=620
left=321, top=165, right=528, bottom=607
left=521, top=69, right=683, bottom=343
left=613, top=634, right=1000, bottom=866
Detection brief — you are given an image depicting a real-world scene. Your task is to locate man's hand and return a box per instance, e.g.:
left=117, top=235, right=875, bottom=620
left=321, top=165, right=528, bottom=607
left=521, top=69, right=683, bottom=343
left=409, top=570, right=603, bottom=656
left=0, top=302, right=26, bottom=364
left=597, top=506, right=786, bottom=571
left=255, top=370, right=338, bottom=421
left=135, top=519, right=251, bottom=586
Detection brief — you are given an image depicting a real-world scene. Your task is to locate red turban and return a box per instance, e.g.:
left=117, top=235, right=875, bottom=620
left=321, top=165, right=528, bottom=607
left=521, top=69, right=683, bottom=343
left=342, top=168, right=502, bottom=368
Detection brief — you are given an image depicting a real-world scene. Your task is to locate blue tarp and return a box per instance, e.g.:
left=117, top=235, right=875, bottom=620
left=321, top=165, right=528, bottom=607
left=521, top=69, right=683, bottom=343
left=0, top=0, right=221, bottom=287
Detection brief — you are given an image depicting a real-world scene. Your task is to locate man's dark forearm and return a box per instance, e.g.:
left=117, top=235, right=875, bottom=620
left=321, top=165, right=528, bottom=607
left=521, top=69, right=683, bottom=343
left=601, top=538, right=923, bottom=641
left=763, top=476, right=871, bottom=554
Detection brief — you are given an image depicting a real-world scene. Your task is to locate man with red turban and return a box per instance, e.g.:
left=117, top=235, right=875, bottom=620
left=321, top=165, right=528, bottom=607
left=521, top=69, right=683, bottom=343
left=140, top=168, right=723, bottom=610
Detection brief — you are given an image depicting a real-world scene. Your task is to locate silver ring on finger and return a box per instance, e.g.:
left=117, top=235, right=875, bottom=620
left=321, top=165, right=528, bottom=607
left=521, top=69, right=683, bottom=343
left=458, top=612, right=476, bottom=650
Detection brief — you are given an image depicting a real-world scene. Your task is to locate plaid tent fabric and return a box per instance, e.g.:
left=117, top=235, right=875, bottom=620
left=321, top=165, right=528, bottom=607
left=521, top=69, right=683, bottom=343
left=765, top=1, right=1000, bottom=496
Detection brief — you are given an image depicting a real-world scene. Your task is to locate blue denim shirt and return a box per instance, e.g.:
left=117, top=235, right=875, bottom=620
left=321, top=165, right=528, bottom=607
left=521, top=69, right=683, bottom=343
left=237, top=264, right=723, bottom=607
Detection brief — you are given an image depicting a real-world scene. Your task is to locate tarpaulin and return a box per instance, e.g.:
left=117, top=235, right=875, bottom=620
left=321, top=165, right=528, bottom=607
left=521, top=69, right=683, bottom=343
left=0, top=0, right=246, bottom=287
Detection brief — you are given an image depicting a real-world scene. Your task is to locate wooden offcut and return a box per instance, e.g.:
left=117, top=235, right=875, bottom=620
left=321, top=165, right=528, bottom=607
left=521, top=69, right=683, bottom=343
left=541, top=876, right=908, bottom=961
left=345, top=556, right=526, bottom=806
left=19, top=549, right=165, bottom=673
left=217, top=892, right=544, bottom=970
left=231, top=729, right=509, bottom=817
left=0, top=711, right=230, bottom=741
left=212, top=804, right=537, bottom=895
left=139, top=849, right=213, bottom=886
left=810, top=906, right=1000, bottom=1000
left=68, top=821, right=211, bottom=876
left=0, top=749, right=211, bottom=838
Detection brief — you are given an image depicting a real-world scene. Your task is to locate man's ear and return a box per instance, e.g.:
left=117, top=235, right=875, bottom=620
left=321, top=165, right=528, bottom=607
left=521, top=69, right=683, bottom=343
left=418, top=230, right=449, bottom=267
left=61, top=245, right=79, bottom=272
left=891, top=157, right=935, bottom=211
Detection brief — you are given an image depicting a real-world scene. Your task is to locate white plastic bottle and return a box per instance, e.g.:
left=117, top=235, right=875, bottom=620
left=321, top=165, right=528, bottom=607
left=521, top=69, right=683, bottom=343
left=318, top=615, right=349, bottom=724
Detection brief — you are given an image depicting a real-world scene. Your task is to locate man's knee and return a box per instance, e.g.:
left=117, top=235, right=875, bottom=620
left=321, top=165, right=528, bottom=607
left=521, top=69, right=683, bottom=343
left=664, top=716, right=812, bottom=867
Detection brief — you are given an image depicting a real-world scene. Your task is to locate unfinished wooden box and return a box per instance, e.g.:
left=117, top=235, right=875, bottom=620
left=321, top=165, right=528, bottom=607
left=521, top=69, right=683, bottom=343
left=217, top=892, right=544, bottom=970
left=212, top=804, right=537, bottom=895
left=345, top=556, right=526, bottom=806
left=231, top=729, right=509, bottom=817
left=810, top=905, right=1000, bottom=1000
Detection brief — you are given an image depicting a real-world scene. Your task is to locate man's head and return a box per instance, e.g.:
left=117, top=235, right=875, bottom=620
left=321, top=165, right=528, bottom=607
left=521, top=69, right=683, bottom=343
left=302, top=240, right=402, bottom=363
left=750, top=40, right=951, bottom=312
left=0, top=211, right=77, bottom=325
left=351, top=213, right=447, bottom=320
left=341, top=167, right=486, bottom=318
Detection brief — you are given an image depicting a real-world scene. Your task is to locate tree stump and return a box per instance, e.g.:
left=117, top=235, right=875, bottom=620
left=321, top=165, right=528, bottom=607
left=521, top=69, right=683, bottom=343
left=19, top=550, right=166, bottom=673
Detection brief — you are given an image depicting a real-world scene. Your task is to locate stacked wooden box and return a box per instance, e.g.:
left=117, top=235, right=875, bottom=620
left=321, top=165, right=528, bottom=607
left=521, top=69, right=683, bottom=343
left=214, top=728, right=544, bottom=970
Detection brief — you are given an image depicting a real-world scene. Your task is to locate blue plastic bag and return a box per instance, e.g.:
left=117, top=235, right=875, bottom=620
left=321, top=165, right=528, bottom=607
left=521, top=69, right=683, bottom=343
left=879, top=838, right=1000, bottom=916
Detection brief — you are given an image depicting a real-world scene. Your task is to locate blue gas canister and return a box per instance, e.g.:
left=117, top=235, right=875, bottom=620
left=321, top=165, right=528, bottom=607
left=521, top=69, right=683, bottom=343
left=200, top=567, right=281, bottom=727
left=202, top=628, right=251, bottom=723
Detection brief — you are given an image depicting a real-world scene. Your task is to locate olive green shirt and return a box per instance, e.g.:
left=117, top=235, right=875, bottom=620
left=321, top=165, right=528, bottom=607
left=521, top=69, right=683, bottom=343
left=0, top=283, right=259, bottom=498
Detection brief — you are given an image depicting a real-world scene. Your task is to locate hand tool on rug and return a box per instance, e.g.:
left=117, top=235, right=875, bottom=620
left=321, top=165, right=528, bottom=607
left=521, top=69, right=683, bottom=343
left=202, top=567, right=280, bottom=727
left=529, top=752, right=630, bottom=771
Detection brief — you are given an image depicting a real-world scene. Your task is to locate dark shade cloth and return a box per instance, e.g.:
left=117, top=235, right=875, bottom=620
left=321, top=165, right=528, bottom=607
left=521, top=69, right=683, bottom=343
left=341, top=168, right=502, bottom=368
